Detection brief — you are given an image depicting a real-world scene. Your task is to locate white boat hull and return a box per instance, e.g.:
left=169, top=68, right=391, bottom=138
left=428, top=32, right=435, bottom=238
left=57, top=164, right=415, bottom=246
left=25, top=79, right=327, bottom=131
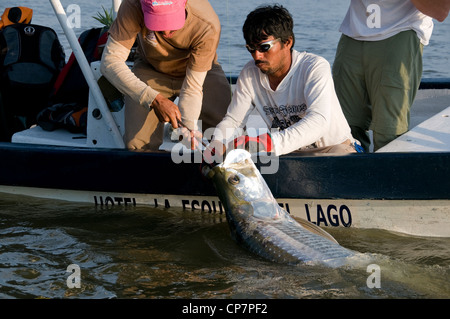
left=1, top=185, right=448, bottom=237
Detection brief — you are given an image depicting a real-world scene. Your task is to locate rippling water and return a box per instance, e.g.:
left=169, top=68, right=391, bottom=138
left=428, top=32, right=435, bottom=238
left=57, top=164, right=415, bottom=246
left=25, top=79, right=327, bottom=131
left=1, top=194, right=449, bottom=299
left=1, top=0, right=449, bottom=77
left=1, top=0, right=450, bottom=301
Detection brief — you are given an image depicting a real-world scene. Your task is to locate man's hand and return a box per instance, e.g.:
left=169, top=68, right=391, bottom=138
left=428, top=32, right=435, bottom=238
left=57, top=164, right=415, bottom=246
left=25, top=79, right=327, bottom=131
left=178, top=126, right=203, bottom=151
left=151, top=94, right=182, bottom=128
left=204, top=140, right=226, bottom=164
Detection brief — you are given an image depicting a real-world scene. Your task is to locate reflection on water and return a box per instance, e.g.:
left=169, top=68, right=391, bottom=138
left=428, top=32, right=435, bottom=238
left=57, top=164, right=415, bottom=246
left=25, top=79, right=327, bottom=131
left=0, top=195, right=449, bottom=299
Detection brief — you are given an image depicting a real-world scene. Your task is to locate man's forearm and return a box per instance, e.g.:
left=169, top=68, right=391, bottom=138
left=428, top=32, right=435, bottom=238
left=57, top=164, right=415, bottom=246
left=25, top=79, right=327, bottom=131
left=177, top=68, right=207, bottom=131
left=411, top=0, right=450, bottom=22
left=100, top=36, right=159, bottom=109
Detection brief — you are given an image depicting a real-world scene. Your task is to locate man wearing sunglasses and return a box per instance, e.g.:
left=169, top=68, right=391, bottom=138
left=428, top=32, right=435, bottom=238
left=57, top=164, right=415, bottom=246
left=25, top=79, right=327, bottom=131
left=206, top=5, right=357, bottom=161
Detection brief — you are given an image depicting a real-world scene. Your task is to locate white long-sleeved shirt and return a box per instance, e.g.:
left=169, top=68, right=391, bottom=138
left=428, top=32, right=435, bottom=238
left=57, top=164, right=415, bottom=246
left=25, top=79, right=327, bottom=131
left=212, top=50, right=354, bottom=156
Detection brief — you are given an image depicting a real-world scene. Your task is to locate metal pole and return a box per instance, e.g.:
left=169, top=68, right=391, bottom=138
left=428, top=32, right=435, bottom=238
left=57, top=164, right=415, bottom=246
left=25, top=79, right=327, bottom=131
left=49, top=0, right=125, bottom=148
left=112, top=0, right=122, bottom=19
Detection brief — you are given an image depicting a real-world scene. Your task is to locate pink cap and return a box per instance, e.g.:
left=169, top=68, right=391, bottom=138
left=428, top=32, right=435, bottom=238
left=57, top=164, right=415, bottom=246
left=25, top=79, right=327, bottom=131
left=140, top=0, right=187, bottom=31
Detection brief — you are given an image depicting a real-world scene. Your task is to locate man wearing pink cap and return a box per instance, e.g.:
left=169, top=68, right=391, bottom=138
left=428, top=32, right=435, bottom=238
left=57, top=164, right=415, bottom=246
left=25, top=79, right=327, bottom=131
left=101, top=0, right=231, bottom=150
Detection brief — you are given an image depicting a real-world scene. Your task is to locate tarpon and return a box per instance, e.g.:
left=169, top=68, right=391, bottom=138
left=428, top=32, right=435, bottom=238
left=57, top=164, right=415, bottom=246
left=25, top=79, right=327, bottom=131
left=207, top=149, right=356, bottom=267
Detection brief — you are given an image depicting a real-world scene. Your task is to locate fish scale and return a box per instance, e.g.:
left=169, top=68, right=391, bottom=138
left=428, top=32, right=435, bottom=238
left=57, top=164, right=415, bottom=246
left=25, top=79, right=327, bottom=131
left=244, top=218, right=354, bottom=266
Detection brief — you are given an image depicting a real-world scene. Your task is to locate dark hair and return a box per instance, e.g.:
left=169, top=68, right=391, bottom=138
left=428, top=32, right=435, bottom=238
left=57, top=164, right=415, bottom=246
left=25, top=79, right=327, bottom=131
left=242, top=5, right=295, bottom=50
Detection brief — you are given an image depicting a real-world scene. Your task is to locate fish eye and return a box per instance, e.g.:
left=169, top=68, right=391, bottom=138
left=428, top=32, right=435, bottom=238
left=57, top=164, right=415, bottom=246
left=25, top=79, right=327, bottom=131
left=228, top=174, right=240, bottom=185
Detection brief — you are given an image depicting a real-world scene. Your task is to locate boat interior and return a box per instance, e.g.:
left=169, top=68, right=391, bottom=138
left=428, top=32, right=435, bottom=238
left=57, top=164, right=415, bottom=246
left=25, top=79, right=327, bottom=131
left=6, top=1, right=450, bottom=155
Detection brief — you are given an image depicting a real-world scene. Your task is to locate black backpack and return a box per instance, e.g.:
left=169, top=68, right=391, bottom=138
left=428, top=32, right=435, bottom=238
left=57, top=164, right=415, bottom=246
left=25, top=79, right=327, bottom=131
left=36, top=27, right=125, bottom=135
left=0, top=23, right=65, bottom=141
left=50, top=27, right=106, bottom=106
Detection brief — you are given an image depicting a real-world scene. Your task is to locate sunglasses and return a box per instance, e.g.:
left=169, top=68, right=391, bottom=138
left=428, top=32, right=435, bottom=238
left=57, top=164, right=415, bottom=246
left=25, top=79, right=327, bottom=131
left=246, top=38, right=281, bottom=54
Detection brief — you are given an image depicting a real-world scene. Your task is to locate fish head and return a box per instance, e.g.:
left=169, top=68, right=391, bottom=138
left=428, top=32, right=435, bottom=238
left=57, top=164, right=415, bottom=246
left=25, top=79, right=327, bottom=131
left=208, top=149, right=283, bottom=222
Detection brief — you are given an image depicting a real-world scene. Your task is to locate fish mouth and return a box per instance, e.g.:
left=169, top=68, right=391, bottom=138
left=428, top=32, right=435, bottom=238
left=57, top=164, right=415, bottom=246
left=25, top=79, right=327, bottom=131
left=206, top=149, right=251, bottom=179
left=221, top=149, right=252, bottom=167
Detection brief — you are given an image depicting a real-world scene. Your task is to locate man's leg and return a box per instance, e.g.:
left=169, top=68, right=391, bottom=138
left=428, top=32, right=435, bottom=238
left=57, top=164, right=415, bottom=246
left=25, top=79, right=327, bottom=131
left=366, top=30, right=423, bottom=151
left=332, top=35, right=371, bottom=152
left=124, top=60, right=179, bottom=150
left=125, top=61, right=232, bottom=150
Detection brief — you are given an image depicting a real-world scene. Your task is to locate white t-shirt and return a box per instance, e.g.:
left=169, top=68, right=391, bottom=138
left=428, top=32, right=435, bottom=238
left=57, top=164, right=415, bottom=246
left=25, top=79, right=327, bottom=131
left=212, top=50, right=354, bottom=156
left=339, top=0, right=433, bottom=45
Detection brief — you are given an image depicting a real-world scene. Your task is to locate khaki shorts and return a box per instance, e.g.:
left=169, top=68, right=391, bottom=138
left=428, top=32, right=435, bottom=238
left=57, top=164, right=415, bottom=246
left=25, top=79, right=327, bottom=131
left=124, top=60, right=232, bottom=150
left=332, top=30, right=423, bottom=150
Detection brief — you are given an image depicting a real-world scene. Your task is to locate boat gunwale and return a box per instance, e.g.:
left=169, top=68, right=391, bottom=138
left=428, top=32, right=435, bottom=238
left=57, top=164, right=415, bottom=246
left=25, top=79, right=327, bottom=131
left=0, top=141, right=449, bottom=201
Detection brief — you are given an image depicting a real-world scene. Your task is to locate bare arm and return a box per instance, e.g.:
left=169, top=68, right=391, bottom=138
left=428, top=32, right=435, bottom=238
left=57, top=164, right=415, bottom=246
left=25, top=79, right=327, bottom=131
left=410, top=0, right=450, bottom=22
